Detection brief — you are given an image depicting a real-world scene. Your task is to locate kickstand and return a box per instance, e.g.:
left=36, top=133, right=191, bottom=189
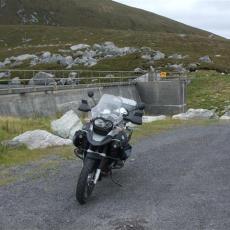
left=110, top=171, right=123, bottom=187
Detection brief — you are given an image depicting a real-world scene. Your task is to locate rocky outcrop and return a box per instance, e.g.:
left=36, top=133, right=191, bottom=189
left=12, top=130, right=72, bottom=150
left=29, top=72, right=55, bottom=85
left=51, top=110, right=83, bottom=140
left=172, top=109, right=217, bottom=120
left=199, top=56, right=213, bottom=64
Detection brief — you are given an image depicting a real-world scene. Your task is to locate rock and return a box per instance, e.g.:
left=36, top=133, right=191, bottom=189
left=41, top=51, right=51, bottom=59
left=58, top=78, right=67, bottom=86
left=172, top=109, right=217, bottom=120
left=93, top=44, right=102, bottom=50
left=134, top=68, right=145, bottom=73
left=29, top=72, right=55, bottom=85
left=188, top=63, right=198, bottom=72
left=153, top=51, right=165, bottom=61
left=1, top=140, right=24, bottom=149
left=12, top=130, right=72, bottom=150
left=220, top=115, right=230, bottom=120
left=141, top=54, right=152, bottom=61
left=73, top=51, right=84, bottom=58
left=179, top=34, right=187, bottom=38
left=0, top=71, right=10, bottom=79
left=83, top=50, right=97, bottom=59
left=60, top=56, right=73, bottom=67
left=141, top=47, right=152, bottom=53
left=143, top=115, right=167, bottom=123
left=0, top=62, right=5, bottom=68
left=11, top=61, right=23, bottom=68
left=70, top=44, right=90, bottom=51
left=168, top=64, right=186, bottom=73
left=220, top=106, right=230, bottom=120
left=13, top=54, right=37, bottom=62
left=199, top=55, right=212, bottom=63
left=51, top=110, right=83, bottom=140
left=10, top=77, right=21, bottom=85
left=168, top=53, right=183, bottom=59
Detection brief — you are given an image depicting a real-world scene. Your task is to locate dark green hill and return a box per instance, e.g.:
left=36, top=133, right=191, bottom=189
left=0, top=0, right=209, bottom=35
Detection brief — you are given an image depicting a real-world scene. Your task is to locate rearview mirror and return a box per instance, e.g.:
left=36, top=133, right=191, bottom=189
left=78, top=100, right=91, bottom=112
left=88, top=91, right=94, bottom=98
left=137, top=102, right=145, bottom=110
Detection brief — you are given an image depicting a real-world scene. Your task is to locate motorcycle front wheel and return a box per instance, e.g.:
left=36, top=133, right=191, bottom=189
left=76, top=159, right=97, bottom=205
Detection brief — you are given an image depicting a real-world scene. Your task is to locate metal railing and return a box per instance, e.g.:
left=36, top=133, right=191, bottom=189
left=0, top=69, right=187, bottom=95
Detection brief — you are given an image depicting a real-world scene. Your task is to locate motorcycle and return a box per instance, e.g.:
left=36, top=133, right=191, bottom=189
left=73, top=92, right=145, bottom=204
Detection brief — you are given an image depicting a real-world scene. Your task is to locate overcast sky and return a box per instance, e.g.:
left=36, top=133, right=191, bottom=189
left=114, top=0, right=230, bottom=38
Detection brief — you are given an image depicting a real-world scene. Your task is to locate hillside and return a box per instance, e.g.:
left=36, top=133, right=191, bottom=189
left=0, top=0, right=229, bottom=73
left=0, top=0, right=210, bottom=35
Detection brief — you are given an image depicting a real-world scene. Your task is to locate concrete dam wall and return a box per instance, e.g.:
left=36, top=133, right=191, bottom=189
left=0, top=80, right=187, bottom=117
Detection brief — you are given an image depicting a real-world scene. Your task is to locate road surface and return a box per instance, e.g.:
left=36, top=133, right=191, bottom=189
left=0, top=124, right=230, bottom=230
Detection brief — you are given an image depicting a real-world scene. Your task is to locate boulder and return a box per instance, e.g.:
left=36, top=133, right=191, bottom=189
left=141, top=54, right=152, bottom=61
left=168, top=64, right=186, bottom=73
left=29, top=71, right=55, bottom=85
left=141, top=47, right=152, bottom=53
left=0, top=62, right=5, bottom=68
left=60, top=56, right=73, bottom=67
left=188, top=63, right=198, bottom=72
left=10, top=77, right=21, bottom=85
left=134, top=68, right=145, bottom=73
left=41, top=51, right=51, bottom=59
left=220, top=115, right=230, bottom=120
left=0, top=71, right=10, bottom=79
left=172, top=109, right=217, bottom=120
left=51, top=110, right=83, bottom=140
left=70, top=44, right=90, bottom=51
left=220, top=107, right=230, bottom=120
left=12, top=130, right=72, bottom=150
left=199, top=55, right=212, bottom=63
left=143, top=115, right=167, bottom=123
left=58, top=78, right=67, bottom=86
left=93, top=43, right=102, bottom=50
left=168, top=53, right=183, bottom=59
left=153, top=51, right=165, bottom=61
left=14, top=54, right=37, bottom=62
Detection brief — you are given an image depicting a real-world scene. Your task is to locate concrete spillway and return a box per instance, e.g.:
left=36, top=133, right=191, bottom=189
left=0, top=80, right=186, bottom=117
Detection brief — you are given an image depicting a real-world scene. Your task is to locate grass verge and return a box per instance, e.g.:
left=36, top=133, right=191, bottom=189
left=188, top=71, right=230, bottom=115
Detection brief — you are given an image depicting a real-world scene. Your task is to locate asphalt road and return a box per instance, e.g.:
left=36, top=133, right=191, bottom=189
left=0, top=124, right=230, bottom=230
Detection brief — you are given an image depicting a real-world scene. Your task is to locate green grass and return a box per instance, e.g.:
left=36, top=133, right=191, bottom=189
left=0, top=25, right=230, bottom=72
left=188, top=71, right=230, bottom=115
left=0, top=145, right=74, bottom=167
left=0, top=116, right=51, bottom=141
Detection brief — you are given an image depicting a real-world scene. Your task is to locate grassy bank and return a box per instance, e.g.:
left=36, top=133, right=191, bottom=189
left=188, top=71, right=230, bottom=115
left=1, top=25, right=230, bottom=72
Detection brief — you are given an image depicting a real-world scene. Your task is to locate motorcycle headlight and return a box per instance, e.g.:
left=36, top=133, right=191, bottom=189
left=93, top=118, right=113, bottom=135
left=94, top=118, right=106, bottom=128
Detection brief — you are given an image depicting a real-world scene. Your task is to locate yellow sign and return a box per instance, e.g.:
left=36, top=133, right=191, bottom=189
left=160, top=72, right=167, bottom=78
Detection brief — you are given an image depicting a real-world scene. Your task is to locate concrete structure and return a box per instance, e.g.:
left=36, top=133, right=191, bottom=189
left=0, top=83, right=140, bottom=117
left=0, top=80, right=187, bottom=117
left=136, top=80, right=187, bottom=115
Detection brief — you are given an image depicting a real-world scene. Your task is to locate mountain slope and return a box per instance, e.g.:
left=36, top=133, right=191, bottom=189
left=0, top=0, right=209, bottom=35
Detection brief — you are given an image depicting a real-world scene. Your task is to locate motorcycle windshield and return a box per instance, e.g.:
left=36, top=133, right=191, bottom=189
left=91, top=94, right=123, bottom=123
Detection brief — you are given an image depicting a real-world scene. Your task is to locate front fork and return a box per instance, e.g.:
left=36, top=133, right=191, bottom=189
left=87, top=145, right=109, bottom=185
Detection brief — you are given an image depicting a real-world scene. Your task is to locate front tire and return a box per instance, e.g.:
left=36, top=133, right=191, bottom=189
left=76, top=159, right=96, bottom=205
